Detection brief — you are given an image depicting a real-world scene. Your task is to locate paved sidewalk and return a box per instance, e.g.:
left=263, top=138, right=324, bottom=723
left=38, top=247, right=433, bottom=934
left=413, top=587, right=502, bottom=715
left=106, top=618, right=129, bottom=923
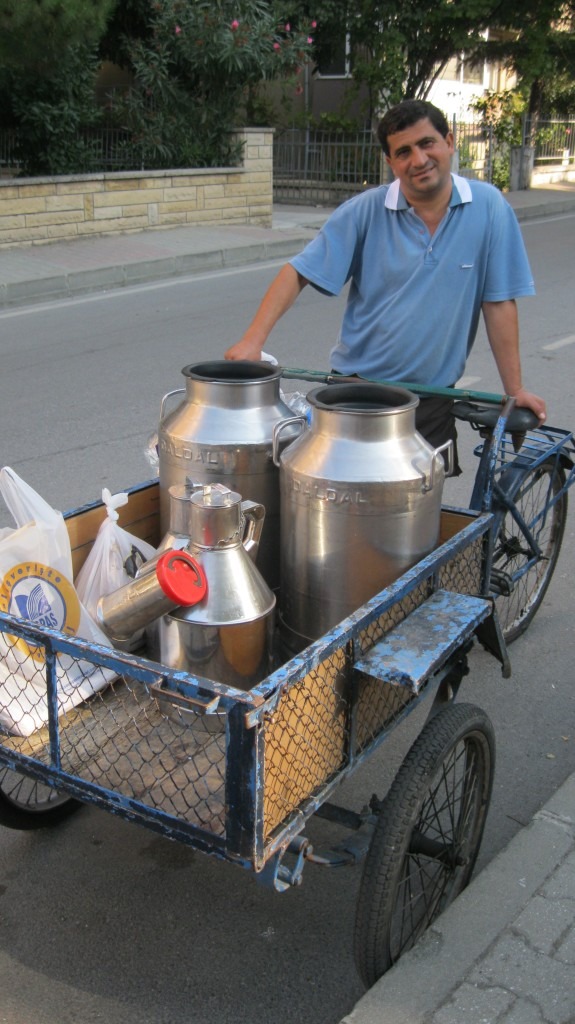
left=0, top=182, right=574, bottom=308
left=341, top=772, right=575, bottom=1024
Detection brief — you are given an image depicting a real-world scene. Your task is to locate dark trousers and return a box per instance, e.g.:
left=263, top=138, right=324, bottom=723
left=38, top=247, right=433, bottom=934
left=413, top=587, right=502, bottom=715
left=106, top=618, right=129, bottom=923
left=415, top=394, right=462, bottom=476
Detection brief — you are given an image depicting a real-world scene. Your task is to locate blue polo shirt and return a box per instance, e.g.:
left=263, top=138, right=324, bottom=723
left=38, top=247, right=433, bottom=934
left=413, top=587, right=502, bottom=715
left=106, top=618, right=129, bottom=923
left=289, top=174, right=535, bottom=386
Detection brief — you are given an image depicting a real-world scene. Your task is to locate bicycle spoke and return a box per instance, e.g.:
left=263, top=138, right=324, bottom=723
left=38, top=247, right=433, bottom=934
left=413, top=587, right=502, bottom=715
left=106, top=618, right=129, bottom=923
left=492, top=461, right=567, bottom=641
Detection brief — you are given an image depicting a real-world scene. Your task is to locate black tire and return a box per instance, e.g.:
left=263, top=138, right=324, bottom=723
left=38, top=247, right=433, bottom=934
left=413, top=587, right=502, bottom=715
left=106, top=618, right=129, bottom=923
left=0, top=765, right=81, bottom=829
left=491, top=461, right=567, bottom=643
left=354, top=703, right=495, bottom=988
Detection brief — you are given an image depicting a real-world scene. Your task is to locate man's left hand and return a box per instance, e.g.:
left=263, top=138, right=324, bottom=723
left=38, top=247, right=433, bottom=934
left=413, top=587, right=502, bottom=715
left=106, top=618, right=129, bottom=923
left=511, top=387, right=546, bottom=422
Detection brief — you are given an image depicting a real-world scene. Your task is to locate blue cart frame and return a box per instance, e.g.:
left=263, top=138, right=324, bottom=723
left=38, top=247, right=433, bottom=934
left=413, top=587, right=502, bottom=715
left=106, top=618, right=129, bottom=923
left=0, top=400, right=573, bottom=984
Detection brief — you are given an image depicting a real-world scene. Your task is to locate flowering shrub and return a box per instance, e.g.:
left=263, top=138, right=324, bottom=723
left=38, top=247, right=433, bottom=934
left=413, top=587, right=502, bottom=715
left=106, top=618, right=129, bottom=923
left=115, top=0, right=316, bottom=168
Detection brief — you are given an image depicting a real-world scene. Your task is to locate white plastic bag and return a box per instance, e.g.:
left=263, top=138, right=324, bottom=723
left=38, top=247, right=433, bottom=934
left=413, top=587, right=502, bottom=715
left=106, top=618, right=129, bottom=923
left=0, top=467, right=115, bottom=737
left=76, top=488, right=157, bottom=649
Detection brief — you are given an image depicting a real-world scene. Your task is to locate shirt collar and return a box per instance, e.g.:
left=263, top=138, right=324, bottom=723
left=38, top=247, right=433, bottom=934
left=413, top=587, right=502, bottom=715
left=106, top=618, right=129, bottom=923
left=385, top=173, right=473, bottom=210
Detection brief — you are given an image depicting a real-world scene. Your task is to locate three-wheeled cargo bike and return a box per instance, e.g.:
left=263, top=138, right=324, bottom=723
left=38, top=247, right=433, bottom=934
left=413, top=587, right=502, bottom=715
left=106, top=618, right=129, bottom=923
left=0, top=377, right=573, bottom=987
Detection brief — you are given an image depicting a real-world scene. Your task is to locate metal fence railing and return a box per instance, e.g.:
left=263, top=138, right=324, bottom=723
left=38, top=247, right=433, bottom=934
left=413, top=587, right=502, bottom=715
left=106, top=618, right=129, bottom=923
left=0, top=126, right=136, bottom=176
left=529, top=118, right=575, bottom=166
left=273, top=128, right=384, bottom=205
left=1, top=116, right=574, bottom=194
left=453, top=121, right=494, bottom=183
left=0, top=129, right=19, bottom=175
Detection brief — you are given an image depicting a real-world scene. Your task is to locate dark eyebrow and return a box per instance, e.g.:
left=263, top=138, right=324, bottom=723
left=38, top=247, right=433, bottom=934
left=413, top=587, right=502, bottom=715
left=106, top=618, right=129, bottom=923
left=392, top=135, right=439, bottom=157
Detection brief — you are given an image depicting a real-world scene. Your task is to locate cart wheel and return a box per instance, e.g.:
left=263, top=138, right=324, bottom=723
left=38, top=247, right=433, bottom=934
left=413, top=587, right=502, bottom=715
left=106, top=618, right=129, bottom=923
left=492, top=461, right=567, bottom=644
left=354, top=702, right=495, bottom=988
left=0, top=766, right=81, bottom=830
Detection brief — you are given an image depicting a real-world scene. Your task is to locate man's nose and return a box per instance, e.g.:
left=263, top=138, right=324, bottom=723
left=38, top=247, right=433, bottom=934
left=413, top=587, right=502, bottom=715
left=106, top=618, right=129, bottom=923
left=411, top=146, right=428, bottom=166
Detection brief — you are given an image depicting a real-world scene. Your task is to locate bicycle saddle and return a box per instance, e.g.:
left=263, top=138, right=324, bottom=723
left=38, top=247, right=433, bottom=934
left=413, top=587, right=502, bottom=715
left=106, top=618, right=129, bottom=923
left=452, top=402, right=539, bottom=433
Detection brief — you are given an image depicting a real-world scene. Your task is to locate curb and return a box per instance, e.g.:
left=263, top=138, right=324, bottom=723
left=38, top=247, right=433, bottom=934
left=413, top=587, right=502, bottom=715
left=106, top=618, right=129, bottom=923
left=0, top=196, right=574, bottom=309
left=340, top=772, right=575, bottom=1024
left=513, top=197, right=575, bottom=222
left=0, top=234, right=314, bottom=309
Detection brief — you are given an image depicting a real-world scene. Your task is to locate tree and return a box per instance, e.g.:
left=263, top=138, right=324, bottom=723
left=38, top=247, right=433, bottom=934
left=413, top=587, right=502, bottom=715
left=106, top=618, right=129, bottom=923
left=107, top=0, right=316, bottom=167
left=302, top=0, right=575, bottom=122
left=0, top=0, right=115, bottom=68
left=302, top=0, right=503, bottom=120
left=10, top=46, right=106, bottom=175
left=473, top=1, right=575, bottom=119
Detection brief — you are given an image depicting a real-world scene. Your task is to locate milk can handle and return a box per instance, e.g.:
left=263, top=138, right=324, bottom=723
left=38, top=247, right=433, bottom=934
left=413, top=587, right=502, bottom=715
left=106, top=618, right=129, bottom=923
left=240, top=500, right=266, bottom=562
left=272, top=416, right=307, bottom=467
left=160, top=388, right=185, bottom=420
left=422, top=440, right=454, bottom=493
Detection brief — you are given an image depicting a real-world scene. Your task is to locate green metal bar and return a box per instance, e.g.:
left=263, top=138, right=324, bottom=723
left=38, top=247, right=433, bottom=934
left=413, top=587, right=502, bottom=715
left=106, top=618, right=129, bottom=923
left=280, top=367, right=506, bottom=405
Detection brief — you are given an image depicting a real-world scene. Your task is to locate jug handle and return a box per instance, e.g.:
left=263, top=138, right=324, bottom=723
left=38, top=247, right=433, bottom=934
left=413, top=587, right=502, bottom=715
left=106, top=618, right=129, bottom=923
left=241, top=500, right=266, bottom=562
left=160, top=388, right=185, bottom=420
left=420, top=440, right=454, bottom=493
left=272, top=416, right=307, bottom=467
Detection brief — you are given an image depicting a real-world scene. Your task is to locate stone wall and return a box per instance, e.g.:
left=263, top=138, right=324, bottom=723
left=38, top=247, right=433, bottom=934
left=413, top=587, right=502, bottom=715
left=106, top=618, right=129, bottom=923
left=0, top=128, right=272, bottom=249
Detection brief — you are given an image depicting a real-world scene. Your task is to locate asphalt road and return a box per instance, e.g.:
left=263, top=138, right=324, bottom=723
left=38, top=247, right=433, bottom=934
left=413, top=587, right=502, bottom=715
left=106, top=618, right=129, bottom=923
left=0, top=210, right=574, bottom=1024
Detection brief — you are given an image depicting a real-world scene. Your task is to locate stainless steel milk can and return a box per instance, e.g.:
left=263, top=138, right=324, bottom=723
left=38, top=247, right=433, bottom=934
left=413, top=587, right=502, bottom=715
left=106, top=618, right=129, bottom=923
left=157, top=360, right=295, bottom=590
left=158, top=484, right=276, bottom=689
left=273, top=382, right=452, bottom=651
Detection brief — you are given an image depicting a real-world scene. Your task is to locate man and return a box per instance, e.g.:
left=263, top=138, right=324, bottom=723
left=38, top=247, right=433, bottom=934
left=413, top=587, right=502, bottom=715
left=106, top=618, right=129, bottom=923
left=225, top=99, right=545, bottom=464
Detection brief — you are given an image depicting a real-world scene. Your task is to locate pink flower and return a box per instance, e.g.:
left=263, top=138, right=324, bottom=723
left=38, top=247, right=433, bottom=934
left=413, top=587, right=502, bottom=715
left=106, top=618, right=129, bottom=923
left=175, top=25, right=181, bottom=34
left=307, top=36, right=313, bottom=44
left=231, top=19, right=239, bottom=30
left=311, top=20, right=317, bottom=28
left=285, top=22, right=291, bottom=31
left=273, top=41, right=281, bottom=50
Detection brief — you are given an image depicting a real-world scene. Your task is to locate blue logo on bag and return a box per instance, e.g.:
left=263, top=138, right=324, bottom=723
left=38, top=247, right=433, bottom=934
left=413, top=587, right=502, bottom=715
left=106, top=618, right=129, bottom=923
left=0, top=562, right=81, bottom=662
left=14, top=583, right=59, bottom=629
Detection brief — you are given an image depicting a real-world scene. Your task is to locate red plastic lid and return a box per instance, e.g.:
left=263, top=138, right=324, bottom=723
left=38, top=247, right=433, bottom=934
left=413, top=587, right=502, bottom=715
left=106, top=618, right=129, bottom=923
left=156, top=551, right=207, bottom=606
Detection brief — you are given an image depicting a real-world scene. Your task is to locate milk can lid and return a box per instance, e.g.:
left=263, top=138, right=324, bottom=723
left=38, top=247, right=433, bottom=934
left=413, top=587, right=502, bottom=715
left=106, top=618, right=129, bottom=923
left=156, top=551, right=208, bottom=606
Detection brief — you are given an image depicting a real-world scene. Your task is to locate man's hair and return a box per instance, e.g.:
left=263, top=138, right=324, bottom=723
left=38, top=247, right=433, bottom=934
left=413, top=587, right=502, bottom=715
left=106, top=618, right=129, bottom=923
left=377, top=100, right=450, bottom=156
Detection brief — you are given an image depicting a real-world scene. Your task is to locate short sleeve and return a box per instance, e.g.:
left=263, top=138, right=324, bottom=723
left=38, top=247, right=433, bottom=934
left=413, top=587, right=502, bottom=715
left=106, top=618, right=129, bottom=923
left=482, top=193, right=535, bottom=301
left=289, top=198, right=364, bottom=296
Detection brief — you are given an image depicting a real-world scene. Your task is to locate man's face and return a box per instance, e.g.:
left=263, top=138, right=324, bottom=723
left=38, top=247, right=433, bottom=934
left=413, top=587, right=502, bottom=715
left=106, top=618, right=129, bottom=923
left=385, top=117, right=454, bottom=203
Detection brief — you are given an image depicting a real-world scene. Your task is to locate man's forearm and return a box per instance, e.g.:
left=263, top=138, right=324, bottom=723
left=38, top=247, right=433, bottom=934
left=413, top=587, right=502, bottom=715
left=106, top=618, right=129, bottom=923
left=482, top=299, right=546, bottom=420
left=225, top=264, right=308, bottom=361
left=482, top=299, right=522, bottom=395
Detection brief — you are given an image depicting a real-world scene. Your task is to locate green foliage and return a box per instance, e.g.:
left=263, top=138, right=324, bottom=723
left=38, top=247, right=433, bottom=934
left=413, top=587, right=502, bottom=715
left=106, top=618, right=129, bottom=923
left=472, top=90, right=526, bottom=147
left=471, top=90, right=527, bottom=191
left=0, top=0, right=115, bottom=69
left=111, top=0, right=316, bottom=167
left=302, top=0, right=501, bottom=121
left=541, top=73, right=575, bottom=117
left=8, top=46, right=105, bottom=175
left=297, top=0, right=575, bottom=124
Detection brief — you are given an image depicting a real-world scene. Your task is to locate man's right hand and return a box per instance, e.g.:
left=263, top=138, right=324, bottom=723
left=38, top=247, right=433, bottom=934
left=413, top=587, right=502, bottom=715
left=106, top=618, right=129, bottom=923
left=224, top=264, right=309, bottom=363
left=224, top=336, right=264, bottom=361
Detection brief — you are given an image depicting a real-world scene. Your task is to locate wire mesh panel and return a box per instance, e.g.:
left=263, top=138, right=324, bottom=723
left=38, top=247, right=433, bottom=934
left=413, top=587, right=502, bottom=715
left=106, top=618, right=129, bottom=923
left=1, top=649, right=228, bottom=836
left=0, top=491, right=491, bottom=871
left=262, top=646, right=347, bottom=838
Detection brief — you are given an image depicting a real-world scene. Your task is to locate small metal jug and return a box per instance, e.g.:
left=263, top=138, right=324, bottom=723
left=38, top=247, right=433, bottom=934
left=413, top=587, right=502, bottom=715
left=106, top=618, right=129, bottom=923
left=158, top=484, right=276, bottom=689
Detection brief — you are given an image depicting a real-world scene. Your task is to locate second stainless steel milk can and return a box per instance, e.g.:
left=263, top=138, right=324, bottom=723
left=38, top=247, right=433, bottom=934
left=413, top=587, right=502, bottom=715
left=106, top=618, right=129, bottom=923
left=274, top=382, right=452, bottom=651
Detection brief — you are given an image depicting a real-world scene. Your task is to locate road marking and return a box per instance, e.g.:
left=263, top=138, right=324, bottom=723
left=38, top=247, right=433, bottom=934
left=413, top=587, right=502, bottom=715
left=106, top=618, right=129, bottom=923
left=456, top=376, right=482, bottom=388
left=0, top=259, right=288, bottom=320
left=542, top=335, right=575, bottom=351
